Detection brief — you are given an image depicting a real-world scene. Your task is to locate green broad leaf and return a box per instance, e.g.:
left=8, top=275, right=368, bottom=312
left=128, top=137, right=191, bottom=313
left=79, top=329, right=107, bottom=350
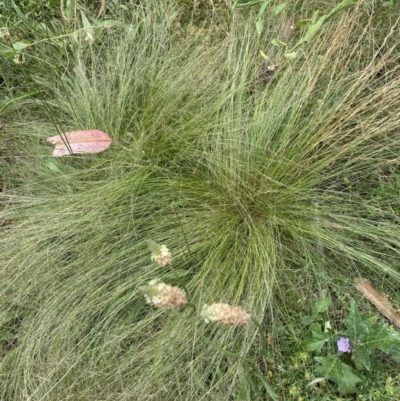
left=343, top=301, right=400, bottom=371
left=256, top=19, right=264, bottom=36
left=65, top=0, right=75, bottom=20
left=297, top=16, right=326, bottom=45
left=258, top=0, right=272, bottom=17
left=343, top=299, right=369, bottom=341
left=80, top=11, right=93, bottom=36
left=295, top=19, right=310, bottom=27
left=363, top=313, right=379, bottom=326
left=12, top=41, right=31, bottom=52
left=369, top=324, right=400, bottom=353
left=301, top=315, right=312, bottom=326
left=315, top=356, right=362, bottom=395
left=271, top=39, right=287, bottom=47
left=325, top=0, right=358, bottom=22
left=312, top=296, right=332, bottom=316
left=303, top=336, right=328, bottom=353
left=256, top=0, right=272, bottom=34
left=274, top=3, right=287, bottom=15
left=303, top=323, right=330, bottom=354
left=351, top=343, right=371, bottom=371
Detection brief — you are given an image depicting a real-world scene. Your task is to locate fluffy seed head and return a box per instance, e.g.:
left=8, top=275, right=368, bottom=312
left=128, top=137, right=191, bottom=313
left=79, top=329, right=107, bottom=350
left=149, top=241, right=172, bottom=267
left=200, top=303, right=251, bottom=326
left=142, top=280, right=187, bottom=309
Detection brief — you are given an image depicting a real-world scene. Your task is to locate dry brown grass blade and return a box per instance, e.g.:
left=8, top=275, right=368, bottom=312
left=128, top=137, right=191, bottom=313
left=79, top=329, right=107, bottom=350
left=282, top=19, right=294, bottom=40
left=354, top=278, right=400, bottom=329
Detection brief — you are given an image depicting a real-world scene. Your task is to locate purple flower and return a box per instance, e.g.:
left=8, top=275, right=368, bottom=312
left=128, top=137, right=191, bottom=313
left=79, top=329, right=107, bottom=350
left=337, top=337, right=351, bottom=353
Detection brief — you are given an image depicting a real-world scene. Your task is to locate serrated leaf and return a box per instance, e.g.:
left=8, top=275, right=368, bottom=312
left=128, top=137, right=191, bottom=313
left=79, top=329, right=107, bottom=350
left=274, top=3, right=287, bottom=15
left=303, top=322, right=330, bottom=353
left=343, top=300, right=400, bottom=371
left=351, top=343, right=371, bottom=371
left=343, top=299, right=368, bottom=341
left=312, top=296, right=332, bottom=315
left=304, top=336, right=328, bottom=353
left=271, top=39, right=287, bottom=47
left=315, top=356, right=362, bottom=395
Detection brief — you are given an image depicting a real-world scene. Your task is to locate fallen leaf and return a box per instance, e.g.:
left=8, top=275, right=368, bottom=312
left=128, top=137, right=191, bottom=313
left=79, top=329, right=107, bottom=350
left=354, top=278, right=400, bottom=329
left=47, top=130, right=112, bottom=156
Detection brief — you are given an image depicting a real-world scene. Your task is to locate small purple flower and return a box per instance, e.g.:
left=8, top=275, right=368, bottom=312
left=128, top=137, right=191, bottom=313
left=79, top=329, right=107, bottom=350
left=337, top=337, right=351, bottom=353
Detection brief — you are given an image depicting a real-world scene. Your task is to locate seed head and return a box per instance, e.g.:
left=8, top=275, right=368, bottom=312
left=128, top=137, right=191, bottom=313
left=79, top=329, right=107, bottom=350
left=200, top=303, right=251, bottom=326
left=141, top=280, right=187, bottom=309
left=148, top=240, right=172, bottom=267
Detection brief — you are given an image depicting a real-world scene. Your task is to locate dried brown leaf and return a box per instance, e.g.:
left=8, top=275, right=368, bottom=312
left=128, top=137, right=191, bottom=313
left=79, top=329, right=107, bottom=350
left=354, top=278, right=400, bottom=329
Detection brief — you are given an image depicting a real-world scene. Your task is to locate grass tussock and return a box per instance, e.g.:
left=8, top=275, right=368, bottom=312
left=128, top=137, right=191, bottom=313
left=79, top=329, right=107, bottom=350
left=1, top=2, right=400, bottom=400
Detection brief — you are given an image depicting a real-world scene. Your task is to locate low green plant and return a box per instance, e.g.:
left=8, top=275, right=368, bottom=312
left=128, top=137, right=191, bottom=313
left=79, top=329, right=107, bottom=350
left=302, top=296, right=400, bottom=395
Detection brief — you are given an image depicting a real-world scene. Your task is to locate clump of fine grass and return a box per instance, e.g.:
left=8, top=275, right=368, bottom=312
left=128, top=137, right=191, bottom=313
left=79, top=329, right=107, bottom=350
left=1, top=2, right=400, bottom=400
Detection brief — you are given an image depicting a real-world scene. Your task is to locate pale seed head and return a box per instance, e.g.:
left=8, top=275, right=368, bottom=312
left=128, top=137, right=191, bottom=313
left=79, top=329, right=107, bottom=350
left=200, top=303, right=251, bottom=326
left=149, top=241, right=172, bottom=267
left=142, top=280, right=187, bottom=310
